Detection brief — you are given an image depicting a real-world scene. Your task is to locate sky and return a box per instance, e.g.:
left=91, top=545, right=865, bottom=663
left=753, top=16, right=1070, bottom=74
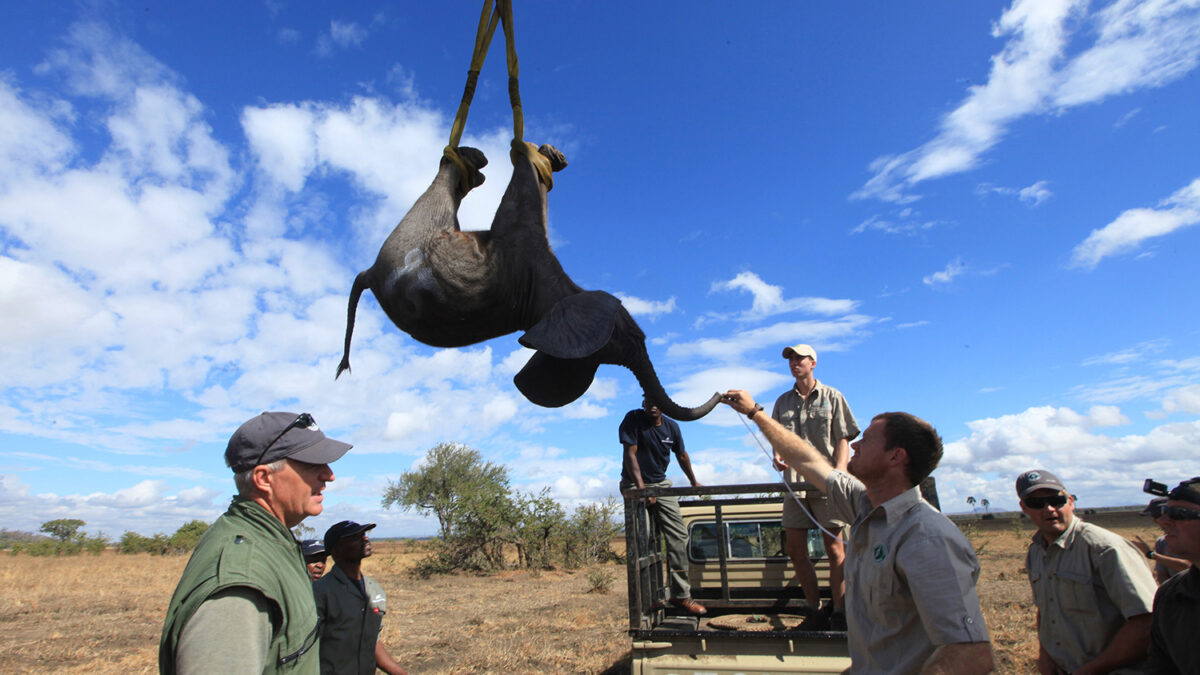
left=1, top=0, right=1198, bottom=540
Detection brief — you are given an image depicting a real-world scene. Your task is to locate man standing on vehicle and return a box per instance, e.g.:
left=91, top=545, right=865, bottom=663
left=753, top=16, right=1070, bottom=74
left=313, top=521, right=408, bottom=675
left=160, top=411, right=350, bottom=675
left=770, top=343, right=859, bottom=629
left=620, top=397, right=707, bottom=615
left=1016, top=469, right=1157, bottom=675
left=1144, top=476, right=1200, bottom=674
left=722, top=390, right=992, bottom=674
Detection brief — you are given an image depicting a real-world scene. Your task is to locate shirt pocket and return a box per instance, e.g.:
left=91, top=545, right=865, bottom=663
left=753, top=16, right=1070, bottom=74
left=866, top=566, right=909, bottom=631
left=1053, top=566, right=1097, bottom=618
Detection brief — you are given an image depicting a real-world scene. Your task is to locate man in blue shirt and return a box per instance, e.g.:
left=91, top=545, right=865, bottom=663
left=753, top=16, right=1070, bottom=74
left=620, top=397, right=705, bottom=615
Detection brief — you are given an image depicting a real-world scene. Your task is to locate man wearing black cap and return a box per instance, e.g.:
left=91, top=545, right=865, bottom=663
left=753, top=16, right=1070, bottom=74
left=160, top=411, right=351, bottom=675
left=302, top=539, right=328, bottom=582
left=1129, top=498, right=1189, bottom=584
left=1146, top=476, right=1200, bottom=674
left=313, top=521, right=407, bottom=675
left=1016, top=469, right=1157, bottom=675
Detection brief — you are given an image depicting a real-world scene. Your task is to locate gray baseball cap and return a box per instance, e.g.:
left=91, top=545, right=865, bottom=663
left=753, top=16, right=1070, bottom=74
left=1015, top=469, right=1067, bottom=499
left=225, top=412, right=351, bottom=473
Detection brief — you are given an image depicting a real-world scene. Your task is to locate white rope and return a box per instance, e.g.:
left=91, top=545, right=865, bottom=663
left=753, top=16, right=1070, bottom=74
left=736, top=411, right=847, bottom=545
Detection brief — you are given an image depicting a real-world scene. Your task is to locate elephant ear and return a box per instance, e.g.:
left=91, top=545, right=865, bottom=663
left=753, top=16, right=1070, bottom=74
left=518, top=291, right=620, bottom=359
left=514, top=351, right=600, bottom=408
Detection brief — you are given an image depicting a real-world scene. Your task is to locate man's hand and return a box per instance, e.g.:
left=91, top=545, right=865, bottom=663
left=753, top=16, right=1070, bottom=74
left=772, top=454, right=787, bottom=472
left=1128, top=535, right=1152, bottom=556
left=721, top=390, right=758, bottom=416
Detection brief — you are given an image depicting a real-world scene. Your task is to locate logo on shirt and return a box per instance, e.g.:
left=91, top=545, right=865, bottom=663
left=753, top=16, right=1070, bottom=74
left=872, top=544, right=888, bottom=564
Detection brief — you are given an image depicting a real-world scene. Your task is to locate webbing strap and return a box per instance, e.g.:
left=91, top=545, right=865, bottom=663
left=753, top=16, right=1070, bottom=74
left=446, top=0, right=525, bottom=176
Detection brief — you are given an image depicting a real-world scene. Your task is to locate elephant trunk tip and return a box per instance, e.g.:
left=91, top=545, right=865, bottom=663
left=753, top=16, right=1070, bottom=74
left=658, top=392, right=723, bottom=422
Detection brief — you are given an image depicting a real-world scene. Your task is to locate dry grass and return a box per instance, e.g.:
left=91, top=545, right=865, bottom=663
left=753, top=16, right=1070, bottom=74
left=0, top=513, right=1161, bottom=674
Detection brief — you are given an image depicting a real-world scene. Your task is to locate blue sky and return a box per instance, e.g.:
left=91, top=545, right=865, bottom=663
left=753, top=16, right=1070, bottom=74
left=1, top=1, right=1198, bottom=539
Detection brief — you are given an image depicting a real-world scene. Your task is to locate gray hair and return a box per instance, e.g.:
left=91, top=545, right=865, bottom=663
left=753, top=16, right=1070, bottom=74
left=234, top=458, right=286, bottom=496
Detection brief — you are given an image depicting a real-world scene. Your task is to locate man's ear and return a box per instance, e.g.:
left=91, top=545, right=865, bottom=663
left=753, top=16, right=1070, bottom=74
left=250, top=464, right=277, bottom=493
left=889, top=446, right=908, bottom=469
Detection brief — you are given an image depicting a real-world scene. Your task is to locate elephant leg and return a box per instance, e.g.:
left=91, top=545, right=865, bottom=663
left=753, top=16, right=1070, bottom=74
left=487, top=141, right=567, bottom=240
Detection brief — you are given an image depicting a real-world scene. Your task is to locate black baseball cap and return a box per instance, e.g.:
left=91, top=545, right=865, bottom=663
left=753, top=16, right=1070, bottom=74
left=225, top=412, right=351, bottom=473
left=301, top=539, right=326, bottom=557
left=1015, top=469, right=1067, bottom=499
left=324, top=520, right=376, bottom=551
left=1169, top=477, right=1200, bottom=507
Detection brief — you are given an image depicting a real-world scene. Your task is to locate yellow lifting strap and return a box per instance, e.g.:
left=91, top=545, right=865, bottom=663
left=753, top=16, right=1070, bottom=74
left=444, top=0, right=552, bottom=192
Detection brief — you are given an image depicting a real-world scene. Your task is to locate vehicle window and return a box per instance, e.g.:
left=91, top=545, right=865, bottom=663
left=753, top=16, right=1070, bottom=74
left=688, top=520, right=792, bottom=561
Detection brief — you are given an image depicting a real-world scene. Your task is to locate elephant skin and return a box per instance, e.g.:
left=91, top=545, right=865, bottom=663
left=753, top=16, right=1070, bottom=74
left=338, top=141, right=721, bottom=421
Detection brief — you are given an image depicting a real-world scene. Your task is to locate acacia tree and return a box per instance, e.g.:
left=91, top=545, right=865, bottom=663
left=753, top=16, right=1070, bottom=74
left=966, top=496, right=977, bottom=513
left=40, top=519, right=86, bottom=542
left=382, top=442, right=510, bottom=539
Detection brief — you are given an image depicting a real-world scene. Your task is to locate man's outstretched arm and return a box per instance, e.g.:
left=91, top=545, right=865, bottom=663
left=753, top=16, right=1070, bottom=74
left=722, top=390, right=833, bottom=490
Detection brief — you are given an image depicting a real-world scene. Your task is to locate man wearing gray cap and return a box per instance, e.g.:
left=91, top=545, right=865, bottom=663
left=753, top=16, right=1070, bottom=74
left=770, top=343, right=859, bottom=630
left=313, top=520, right=407, bottom=675
left=1146, top=476, right=1200, bottom=674
left=1017, top=469, right=1157, bottom=675
left=160, top=412, right=351, bottom=675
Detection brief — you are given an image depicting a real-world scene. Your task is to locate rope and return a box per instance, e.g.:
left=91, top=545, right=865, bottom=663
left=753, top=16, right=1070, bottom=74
left=736, top=412, right=848, bottom=545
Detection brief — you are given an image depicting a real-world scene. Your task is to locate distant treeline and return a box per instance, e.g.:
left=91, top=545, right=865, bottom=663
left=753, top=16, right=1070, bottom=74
left=4, top=518, right=211, bottom=557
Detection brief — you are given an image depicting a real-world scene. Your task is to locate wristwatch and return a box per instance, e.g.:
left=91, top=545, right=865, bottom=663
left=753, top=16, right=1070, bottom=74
left=747, top=403, right=764, bottom=420
left=1146, top=549, right=1155, bottom=560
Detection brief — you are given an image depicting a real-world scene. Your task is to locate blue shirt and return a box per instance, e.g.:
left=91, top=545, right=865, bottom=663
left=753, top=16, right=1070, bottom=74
left=618, top=410, right=684, bottom=484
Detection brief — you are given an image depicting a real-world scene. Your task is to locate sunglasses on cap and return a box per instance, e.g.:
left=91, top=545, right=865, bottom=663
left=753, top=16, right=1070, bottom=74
left=252, top=412, right=316, bottom=469
left=1022, top=493, right=1069, bottom=509
left=1163, top=505, right=1200, bottom=521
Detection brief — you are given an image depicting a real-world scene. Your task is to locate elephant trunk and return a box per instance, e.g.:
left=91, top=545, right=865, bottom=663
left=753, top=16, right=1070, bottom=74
left=627, top=351, right=721, bottom=422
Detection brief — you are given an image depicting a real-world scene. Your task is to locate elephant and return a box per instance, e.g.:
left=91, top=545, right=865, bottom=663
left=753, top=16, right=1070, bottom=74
left=337, top=140, right=721, bottom=421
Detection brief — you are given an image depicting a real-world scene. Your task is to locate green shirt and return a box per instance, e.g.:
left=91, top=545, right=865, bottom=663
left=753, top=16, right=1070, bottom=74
left=160, top=498, right=321, bottom=674
left=313, top=564, right=388, bottom=675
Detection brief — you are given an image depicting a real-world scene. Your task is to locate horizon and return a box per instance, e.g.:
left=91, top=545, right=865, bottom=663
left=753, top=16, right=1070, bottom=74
left=1, top=1, right=1197, bottom=539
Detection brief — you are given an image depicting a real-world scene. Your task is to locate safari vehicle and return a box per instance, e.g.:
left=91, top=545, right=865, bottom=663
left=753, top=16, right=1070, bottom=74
left=623, top=482, right=850, bottom=675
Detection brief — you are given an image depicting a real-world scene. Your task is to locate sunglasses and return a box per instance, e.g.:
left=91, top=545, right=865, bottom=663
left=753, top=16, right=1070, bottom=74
left=1022, top=494, right=1069, bottom=509
left=1163, top=505, right=1200, bottom=521
left=251, top=412, right=316, bottom=469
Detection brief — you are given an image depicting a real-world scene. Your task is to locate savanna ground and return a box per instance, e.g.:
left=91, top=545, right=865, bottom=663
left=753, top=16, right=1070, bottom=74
left=0, top=511, right=1160, bottom=674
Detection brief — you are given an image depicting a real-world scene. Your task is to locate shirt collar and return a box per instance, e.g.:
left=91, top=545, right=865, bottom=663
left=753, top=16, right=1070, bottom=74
left=794, top=379, right=823, bottom=398
left=1030, top=513, right=1082, bottom=550
left=869, top=483, right=923, bottom=525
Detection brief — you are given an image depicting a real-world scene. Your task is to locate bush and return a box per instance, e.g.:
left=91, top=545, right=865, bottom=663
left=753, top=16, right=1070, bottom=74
left=585, top=566, right=615, bottom=594
left=119, top=531, right=171, bottom=555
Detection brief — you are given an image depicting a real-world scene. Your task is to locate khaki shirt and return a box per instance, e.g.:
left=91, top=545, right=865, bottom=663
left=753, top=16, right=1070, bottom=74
left=771, top=380, right=859, bottom=485
left=1026, top=516, right=1157, bottom=674
left=826, top=470, right=989, bottom=675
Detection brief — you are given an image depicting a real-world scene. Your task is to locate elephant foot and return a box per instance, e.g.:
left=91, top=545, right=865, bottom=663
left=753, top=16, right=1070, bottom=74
left=537, top=144, right=568, bottom=172
left=443, top=145, right=488, bottom=193
left=511, top=140, right=567, bottom=190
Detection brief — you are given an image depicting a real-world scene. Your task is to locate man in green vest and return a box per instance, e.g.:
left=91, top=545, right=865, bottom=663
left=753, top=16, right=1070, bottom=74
left=160, top=412, right=352, bottom=674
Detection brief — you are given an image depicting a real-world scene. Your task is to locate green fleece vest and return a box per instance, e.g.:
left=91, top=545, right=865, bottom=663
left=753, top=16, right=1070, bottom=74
left=159, top=499, right=319, bottom=674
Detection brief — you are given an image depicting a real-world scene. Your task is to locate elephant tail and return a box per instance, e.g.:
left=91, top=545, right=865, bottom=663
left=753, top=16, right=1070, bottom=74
left=336, top=270, right=370, bottom=379
left=629, top=353, right=722, bottom=422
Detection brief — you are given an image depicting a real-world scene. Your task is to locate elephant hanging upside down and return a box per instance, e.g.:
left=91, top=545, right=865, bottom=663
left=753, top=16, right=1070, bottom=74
left=337, top=140, right=721, bottom=421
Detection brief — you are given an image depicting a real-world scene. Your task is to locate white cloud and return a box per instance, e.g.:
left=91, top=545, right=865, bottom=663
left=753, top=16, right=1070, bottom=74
left=1162, top=385, right=1200, bottom=414
left=854, top=0, right=1200, bottom=203
left=615, top=293, right=677, bottom=318
left=923, top=258, right=967, bottom=286
left=1081, top=338, right=1169, bottom=366
left=1070, top=177, right=1200, bottom=269
left=669, top=315, right=875, bottom=363
left=702, top=271, right=859, bottom=325
left=316, top=20, right=369, bottom=57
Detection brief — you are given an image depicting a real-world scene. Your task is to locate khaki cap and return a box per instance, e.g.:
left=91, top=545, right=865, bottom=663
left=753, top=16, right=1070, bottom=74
left=782, top=344, right=817, bottom=360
